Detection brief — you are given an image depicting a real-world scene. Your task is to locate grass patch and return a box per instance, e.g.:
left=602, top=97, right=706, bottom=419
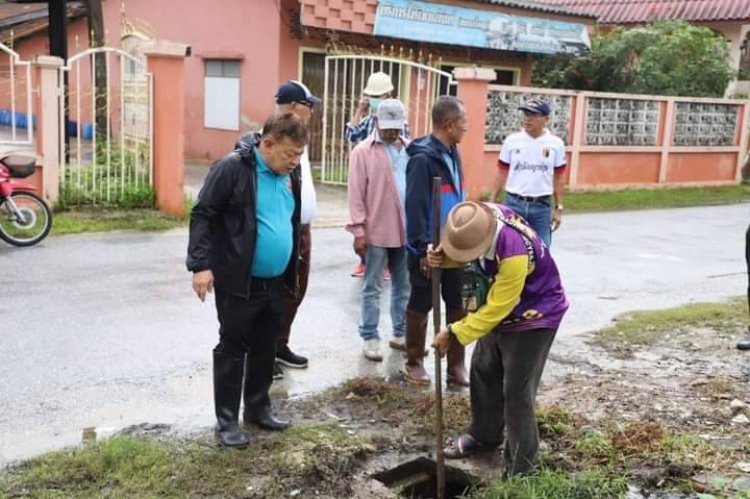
left=573, top=429, right=615, bottom=459
left=52, top=208, right=188, bottom=236
left=331, top=376, right=402, bottom=401
left=0, top=423, right=374, bottom=498
left=331, top=377, right=472, bottom=433
left=537, top=406, right=574, bottom=439
left=470, top=468, right=629, bottom=499
left=592, top=298, right=747, bottom=348
left=413, top=392, right=472, bottom=433
left=0, top=436, right=183, bottom=498
left=563, top=184, right=750, bottom=213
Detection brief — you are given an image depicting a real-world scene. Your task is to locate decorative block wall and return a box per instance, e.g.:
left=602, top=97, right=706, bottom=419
left=486, top=90, right=572, bottom=145
left=300, top=0, right=377, bottom=34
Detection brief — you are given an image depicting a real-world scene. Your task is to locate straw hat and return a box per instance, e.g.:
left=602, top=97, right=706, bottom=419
left=441, top=202, right=498, bottom=263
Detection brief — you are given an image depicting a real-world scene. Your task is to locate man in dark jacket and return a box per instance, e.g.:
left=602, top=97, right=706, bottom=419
left=187, top=113, right=306, bottom=448
left=403, top=96, right=469, bottom=386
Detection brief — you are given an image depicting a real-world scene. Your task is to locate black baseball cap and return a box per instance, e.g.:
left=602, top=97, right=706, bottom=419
left=275, top=80, right=321, bottom=107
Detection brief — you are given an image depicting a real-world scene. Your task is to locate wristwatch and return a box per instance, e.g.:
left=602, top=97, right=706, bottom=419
left=446, top=324, right=454, bottom=336
left=555, top=204, right=564, bottom=211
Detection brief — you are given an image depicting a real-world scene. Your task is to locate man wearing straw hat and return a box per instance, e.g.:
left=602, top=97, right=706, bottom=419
left=429, top=200, right=568, bottom=476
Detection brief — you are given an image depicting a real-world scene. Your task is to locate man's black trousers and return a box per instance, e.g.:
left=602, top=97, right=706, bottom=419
left=214, top=277, right=285, bottom=410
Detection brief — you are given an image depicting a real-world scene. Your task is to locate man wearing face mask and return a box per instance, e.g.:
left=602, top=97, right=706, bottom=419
left=345, top=72, right=410, bottom=145
left=345, top=72, right=411, bottom=278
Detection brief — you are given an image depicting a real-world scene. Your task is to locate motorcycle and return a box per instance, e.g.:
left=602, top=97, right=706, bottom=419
left=0, top=153, right=52, bottom=247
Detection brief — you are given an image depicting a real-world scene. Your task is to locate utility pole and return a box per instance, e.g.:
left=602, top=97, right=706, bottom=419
left=48, top=0, right=68, bottom=61
left=85, top=0, right=107, bottom=137
left=48, top=0, right=69, bottom=160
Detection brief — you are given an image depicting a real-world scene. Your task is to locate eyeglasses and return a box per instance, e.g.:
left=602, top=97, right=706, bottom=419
left=295, top=101, right=314, bottom=109
left=521, top=111, right=545, bottom=118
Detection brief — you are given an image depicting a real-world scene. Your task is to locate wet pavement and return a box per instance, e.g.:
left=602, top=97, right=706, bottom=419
left=1, top=202, right=748, bottom=465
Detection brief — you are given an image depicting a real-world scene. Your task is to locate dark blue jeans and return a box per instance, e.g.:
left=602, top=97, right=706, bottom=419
left=503, top=193, right=552, bottom=248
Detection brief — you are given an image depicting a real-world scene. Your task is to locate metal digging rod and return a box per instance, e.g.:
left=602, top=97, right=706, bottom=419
left=431, top=176, right=446, bottom=499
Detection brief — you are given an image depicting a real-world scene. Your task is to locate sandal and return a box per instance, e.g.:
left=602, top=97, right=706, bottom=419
left=444, top=433, right=494, bottom=459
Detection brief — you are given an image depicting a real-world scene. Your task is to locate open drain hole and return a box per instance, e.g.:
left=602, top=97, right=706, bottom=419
left=372, top=457, right=475, bottom=498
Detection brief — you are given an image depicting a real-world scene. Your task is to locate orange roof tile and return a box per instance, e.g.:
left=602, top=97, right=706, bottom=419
left=536, top=0, right=750, bottom=24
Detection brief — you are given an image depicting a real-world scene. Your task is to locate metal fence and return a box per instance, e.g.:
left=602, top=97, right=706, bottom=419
left=59, top=47, right=153, bottom=205
left=0, top=42, right=34, bottom=147
left=321, top=54, right=454, bottom=185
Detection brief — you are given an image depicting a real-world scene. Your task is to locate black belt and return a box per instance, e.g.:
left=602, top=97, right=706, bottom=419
left=250, top=276, right=283, bottom=290
left=507, top=192, right=551, bottom=204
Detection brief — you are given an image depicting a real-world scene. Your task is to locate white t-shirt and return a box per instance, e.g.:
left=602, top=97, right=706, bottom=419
left=299, top=147, right=316, bottom=225
left=499, top=130, right=566, bottom=197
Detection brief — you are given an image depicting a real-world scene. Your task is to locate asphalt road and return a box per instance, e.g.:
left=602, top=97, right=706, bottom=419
left=1, top=203, right=748, bottom=464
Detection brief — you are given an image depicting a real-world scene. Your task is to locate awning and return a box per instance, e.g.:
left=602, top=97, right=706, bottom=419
left=374, top=0, right=591, bottom=56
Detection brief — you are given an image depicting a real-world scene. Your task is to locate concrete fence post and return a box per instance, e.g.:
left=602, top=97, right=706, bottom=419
left=736, top=101, right=750, bottom=182
left=143, top=40, right=189, bottom=217
left=32, top=55, right=64, bottom=204
left=659, top=99, right=676, bottom=184
left=569, top=94, right=587, bottom=188
left=453, top=67, right=496, bottom=200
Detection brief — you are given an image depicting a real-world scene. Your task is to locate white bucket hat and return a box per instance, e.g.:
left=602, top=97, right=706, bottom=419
left=363, top=72, right=394, bottom=96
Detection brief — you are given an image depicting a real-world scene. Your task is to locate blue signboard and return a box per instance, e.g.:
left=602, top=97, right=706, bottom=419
left=373, top=0, right=591, bottom=56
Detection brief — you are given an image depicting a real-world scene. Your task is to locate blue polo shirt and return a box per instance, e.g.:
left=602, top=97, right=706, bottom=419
left=251, top=148, right=294, bottom=278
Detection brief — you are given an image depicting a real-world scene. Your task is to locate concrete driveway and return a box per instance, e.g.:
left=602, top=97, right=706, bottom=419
left=1, top=203, right=747, bottom=465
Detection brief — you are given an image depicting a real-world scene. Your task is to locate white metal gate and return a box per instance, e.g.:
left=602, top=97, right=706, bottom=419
left=0, top=42, right=33, bottom=147
left=321, top=54, right=454, bottom=184
left=59, top=47, right=153, bottom=205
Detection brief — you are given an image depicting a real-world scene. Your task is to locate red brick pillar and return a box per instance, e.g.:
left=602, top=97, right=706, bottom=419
left=453, top=67, right=496, bottom=201
left=143, top=41, right=189, bottom=216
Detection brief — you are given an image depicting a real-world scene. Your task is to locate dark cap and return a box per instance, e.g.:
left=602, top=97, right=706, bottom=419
left=518, top=97, right=550, bottom=116
left=275, top=80, right=321, bottom=107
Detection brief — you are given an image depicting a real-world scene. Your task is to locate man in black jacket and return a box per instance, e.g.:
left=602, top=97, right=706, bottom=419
left=187, top=113, right=306, bottom=448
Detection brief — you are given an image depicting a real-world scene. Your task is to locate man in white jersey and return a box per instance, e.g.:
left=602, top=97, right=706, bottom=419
left=272, top=81, right=319, bottom=376
left=235, top=81, right=319, bottom=379
left=490, top=97, right=566, bottom=247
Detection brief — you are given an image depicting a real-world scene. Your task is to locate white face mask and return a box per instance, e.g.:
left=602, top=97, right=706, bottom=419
left=369, top=98, right=382, bottom=114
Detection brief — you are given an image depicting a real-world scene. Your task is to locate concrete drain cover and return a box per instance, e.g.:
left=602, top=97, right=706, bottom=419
left=372, top=457, right=475, bottom=498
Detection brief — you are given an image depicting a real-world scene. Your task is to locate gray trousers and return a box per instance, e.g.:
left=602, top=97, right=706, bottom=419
left=468, top=327, right=556, bottom=475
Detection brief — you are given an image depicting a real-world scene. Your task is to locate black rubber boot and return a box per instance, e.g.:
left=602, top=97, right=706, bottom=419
left=213, top=350, right=250, bottom=448
left=738, top=327, right=750, bottom=351
left=243, top=354, right=289, bottom=431
left=244, top=404, right=290, bottom=431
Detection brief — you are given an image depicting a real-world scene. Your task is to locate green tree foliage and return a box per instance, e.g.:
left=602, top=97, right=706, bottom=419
left=533, top=21, right=736, bottom=97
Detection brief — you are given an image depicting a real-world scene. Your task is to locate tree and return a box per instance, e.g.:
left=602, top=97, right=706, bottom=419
left=533, top=21, right=736, bottom=97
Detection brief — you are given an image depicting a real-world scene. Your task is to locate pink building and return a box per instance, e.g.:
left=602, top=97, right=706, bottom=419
left=3, top=0, right=595, bottom=162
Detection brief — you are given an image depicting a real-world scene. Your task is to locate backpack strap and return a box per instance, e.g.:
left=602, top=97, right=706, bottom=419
left=495, top=214, right=536, bottom=274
